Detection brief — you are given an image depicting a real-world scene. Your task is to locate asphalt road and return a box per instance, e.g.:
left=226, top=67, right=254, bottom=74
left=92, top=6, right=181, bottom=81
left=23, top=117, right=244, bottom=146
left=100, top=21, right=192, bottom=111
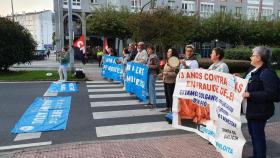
left=0, top=81, right=188, bottom=152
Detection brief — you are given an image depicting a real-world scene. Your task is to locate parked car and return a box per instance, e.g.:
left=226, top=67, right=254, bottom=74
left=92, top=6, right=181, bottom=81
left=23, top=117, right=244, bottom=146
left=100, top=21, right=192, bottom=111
left=34, top=50, right=46, bottom=60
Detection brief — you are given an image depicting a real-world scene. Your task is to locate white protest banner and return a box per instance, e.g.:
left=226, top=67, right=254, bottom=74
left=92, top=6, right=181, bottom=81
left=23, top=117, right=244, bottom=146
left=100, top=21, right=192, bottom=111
left=172, top=69, right=248, bottom=158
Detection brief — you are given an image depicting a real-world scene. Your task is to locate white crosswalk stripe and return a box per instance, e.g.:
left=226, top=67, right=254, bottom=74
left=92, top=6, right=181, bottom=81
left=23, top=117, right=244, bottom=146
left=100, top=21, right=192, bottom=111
left=89, top=92, right=165, bottom=99
left=87, top=83, right=163, bottom=88
left=96, top=122, right=175, bottom=137
left=88, top=87, right=164, bottom=93
left=92, top=108, right=165, bottom=119
left=86, top=79, right=177, bottom=138
left=91, top=99, right=166, bottom=107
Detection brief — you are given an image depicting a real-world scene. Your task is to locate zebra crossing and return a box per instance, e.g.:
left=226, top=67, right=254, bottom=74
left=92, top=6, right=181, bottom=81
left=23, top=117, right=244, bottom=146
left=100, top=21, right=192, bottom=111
left=86, top=80, right=179, bottom=138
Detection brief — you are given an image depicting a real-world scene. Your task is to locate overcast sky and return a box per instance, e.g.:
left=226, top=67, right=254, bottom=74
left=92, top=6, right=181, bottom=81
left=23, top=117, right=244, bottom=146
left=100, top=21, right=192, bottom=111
left=0, top=0, right=53, bottom=16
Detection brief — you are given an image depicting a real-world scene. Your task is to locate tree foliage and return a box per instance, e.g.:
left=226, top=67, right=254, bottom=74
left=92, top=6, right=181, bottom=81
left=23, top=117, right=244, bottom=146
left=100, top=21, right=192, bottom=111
left=87, top=7, right=132, bottom=39
left=86, top=8, right=280, bottom=49
left=0, top=17, right=36, bottom=71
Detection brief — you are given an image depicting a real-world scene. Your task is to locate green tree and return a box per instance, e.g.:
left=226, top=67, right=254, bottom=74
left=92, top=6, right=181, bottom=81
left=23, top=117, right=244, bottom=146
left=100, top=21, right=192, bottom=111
left=87, top=7, right=132, bottom=40
left=0, top=17, right=36, bottom=71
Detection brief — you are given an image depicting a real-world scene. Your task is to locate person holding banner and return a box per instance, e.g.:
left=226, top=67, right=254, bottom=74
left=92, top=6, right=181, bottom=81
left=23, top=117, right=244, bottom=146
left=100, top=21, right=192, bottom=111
left=161, top=48, right=179, bottom=113
left=127, top=43, right=138, bottom=62
left=180, top=44, right=199, bottom=70
left=145, top=46, right=159, bottom=109
left=57, top=46, right=70, bottom=82
left=208, top=47, right=229, bottom=73
left=242, top=46, right=278, bottom=158
left=134, top=42, right=148, bottom=64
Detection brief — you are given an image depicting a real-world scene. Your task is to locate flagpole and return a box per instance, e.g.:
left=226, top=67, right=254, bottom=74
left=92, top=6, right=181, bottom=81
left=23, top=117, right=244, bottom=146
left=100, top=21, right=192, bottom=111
left=68, top=0, right=75, bottom=72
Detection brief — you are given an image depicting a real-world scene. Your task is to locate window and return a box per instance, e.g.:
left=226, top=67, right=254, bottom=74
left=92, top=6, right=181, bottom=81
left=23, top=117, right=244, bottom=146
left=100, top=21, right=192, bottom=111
left=131, top=0, right=141, bottom=8
left=247, top=6, right=259, bottom=20
left=262, top=0, right=274, bottom=5
left=235, top=0, right=242, bottom=2
left=63, top=0, right=81, bottom=9
left=235, top=7, right=242, bottom=17
left=167, top=0, right=175, bottom=9
left=200, top=3, right=214, bottom=18
left=278, top=10, right=280, bottom=17
left=247, top=0, right=260, bottom=5
left=262, top=7, right=273, bottom=19
left=91, top=0, right=98, bottom=4
left=220, top=6, right=227, bottom=12
left=181, top=0, right=195, bottom=15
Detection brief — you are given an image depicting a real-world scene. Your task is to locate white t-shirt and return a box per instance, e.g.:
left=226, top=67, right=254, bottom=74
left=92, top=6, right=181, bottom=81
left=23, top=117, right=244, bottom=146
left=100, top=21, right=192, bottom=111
left=180, top=60, right=199, bottom=69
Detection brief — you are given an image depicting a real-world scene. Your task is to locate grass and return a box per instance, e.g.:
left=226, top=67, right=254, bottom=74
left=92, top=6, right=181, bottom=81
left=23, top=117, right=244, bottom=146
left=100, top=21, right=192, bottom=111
left=0, top=71, right=87, bottom=81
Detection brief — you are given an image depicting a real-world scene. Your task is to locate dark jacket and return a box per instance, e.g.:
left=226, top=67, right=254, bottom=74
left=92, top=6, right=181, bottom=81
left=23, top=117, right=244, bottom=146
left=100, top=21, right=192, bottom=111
left=246, top=65, right=278, bottom=120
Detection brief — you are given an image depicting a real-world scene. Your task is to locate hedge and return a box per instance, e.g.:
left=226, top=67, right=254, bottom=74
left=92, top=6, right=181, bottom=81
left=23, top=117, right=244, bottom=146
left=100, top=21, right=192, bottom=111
left=199, top=59, right=251, bottom=73
left=225, top=47, right=280, bottom=68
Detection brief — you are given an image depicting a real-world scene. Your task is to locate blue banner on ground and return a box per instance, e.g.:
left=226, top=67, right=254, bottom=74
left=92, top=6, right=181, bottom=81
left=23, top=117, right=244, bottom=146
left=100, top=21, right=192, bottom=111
left=11, top=97, right=72, bottom=134
left=101, top=55, right=123, bottom=82
left=125, top=62, right=148, bottom=101
left=47, top=82, right=78, bottom=93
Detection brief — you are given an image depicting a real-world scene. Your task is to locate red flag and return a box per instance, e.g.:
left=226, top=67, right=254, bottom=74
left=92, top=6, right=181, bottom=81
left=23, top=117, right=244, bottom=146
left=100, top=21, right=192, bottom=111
left=73, top=35, right=85, bottom=50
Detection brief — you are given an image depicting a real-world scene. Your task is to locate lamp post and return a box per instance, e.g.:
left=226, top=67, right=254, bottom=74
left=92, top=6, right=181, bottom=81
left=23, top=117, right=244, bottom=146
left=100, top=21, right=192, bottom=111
left=11, top=0, right=15, bottom=21
left=215, top=39, right=218, bottom=48
left=68, top=0, right=75, bottom=72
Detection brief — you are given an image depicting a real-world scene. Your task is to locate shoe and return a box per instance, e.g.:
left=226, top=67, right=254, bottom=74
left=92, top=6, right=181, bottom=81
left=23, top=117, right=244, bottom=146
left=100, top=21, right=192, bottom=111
left=160, top=108, right=170, bottom=113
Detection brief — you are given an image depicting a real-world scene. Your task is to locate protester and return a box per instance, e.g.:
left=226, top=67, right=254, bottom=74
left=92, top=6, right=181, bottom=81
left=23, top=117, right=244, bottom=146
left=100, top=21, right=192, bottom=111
left=127, top=43, right=138, bottom=62
left=180, top=44, right=199, bottom=69
left=208, top=47, right=229, bottom=73
left=134, top=42, right=148, bottom=64
left=242, top=46, right=278, bottom=158
left=96, top=46, right=104, bottom=67
left=145, top=45, right=159, bottom=109
left=161, top=48, right=179, bottom=112
left=58, top=46, right=70, bottom=82
left=122, top=48, right=130, bottom=86
left=107, top=47, right=115, bottom=56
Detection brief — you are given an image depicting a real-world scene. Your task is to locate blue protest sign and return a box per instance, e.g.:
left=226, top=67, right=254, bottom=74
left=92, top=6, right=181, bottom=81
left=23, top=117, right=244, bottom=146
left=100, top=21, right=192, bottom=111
left=11, top=97, right=72, bottom=134
left=125, top=62, right=148, bottom=101
left=47, top=82, right=78, bottom=93
left=101, top=55, right=123, bottom=82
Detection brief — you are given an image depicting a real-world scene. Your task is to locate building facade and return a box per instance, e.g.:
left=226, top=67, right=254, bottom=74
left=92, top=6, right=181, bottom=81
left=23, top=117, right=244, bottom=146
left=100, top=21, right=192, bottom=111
left=10, top=10, right=54, bottom=50
left=54, top=0, right=280, bottom=51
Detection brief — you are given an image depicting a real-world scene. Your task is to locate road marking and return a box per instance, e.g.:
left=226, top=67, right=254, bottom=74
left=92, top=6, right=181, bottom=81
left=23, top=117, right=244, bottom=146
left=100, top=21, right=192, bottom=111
left=91, top=99, right=166, bottom=107
left=0, top=141, right=52, bottom=151
left=87, top=84, right=122, bottom=88
left=86, top=80, right=163, bottom=84
left=92, top=108, right=165, bottom=119
left=86, top=81, right=120, bottom=84
left=87, top=83, right=163, bottom=88
left=96, top=121, right=176, bottom=137
left=43, top=92, right=58, bottom=96
left=14, top=132, right=42, bottom=141
left=89, top=92, right=165, bottom=99
left=88, top=87, right=164, bottom=93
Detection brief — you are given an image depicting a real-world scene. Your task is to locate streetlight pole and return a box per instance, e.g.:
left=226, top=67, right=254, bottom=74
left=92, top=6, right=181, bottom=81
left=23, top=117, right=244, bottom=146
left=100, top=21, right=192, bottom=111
left=11, top=0, right=15, bottom=21
left=68, top=0, right=75, bottom=72
left=140, top=0, right=154, bottom=13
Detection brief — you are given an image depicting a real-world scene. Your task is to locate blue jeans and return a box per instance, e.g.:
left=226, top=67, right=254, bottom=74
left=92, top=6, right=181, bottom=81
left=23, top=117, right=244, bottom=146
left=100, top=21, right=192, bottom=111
left=247, top=119, right=267, bottom=158
left=148, top=74, right=157, bottom=105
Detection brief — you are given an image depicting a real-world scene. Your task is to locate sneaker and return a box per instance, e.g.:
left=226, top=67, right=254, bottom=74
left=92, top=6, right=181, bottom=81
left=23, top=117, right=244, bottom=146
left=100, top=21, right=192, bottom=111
left=160, top=108, right=171, bottom=113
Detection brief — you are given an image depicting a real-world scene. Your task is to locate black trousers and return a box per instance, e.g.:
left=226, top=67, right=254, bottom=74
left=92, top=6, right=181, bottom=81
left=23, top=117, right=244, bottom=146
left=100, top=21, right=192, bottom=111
left=164, top=82, right=175, bottom=108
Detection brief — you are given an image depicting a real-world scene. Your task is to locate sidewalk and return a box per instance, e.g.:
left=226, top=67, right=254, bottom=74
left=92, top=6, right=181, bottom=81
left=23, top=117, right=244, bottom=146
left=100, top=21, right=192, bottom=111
left=1, top=122, right=279, bottom=158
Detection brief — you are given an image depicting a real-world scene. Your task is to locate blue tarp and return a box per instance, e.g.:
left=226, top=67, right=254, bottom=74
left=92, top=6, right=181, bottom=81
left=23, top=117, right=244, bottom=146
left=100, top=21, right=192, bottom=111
left=47, top=82, right=78, bottom=93
left=125, top=62, right=148, bottom=101
left=11, top=96, right=72, bottom=134
left=101, top=55, right=123, bottom=82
